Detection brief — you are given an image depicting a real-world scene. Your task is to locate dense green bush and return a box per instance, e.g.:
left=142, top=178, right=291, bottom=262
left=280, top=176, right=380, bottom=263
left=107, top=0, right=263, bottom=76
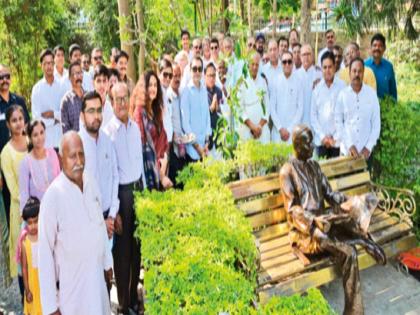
left=135, top=141, right=334, bottom=314
left=259, top=288, right=336, bottom=315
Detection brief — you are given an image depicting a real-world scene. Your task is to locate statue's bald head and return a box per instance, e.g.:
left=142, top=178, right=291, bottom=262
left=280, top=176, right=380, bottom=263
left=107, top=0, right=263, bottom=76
left=60, top=131, right=85, bottom=184
left=292, top=124, right=314, bottom=161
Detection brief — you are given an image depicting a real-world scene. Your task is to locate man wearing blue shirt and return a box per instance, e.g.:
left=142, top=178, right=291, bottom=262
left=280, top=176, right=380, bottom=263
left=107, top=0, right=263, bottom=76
left=181, top=56, right=211, bottom=162
left=365, top=33, right=397, bottom=101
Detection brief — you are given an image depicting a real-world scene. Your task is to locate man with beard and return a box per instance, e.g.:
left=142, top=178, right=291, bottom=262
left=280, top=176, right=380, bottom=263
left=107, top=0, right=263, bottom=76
left=38, top=131, right=113, bottom=315
left=365, top=33, right=397, bottom=100
left=255, top=33, right=265, bottom=57
left=61, top=62, right=84, bottom=133
left=79, top=91, right=119, bottom=241
left=335, top=57, right=380, bottom=165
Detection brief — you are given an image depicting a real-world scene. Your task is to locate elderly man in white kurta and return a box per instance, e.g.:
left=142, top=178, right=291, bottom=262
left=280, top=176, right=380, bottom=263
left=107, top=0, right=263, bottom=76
left=311, top=51, right=346, bottom=159
left=237, top=52, right=270, bottom=143
left=38, top=132, right=112, bottom=315
left=296, top=44, right=322, bottom=126
left=270, top=51, right=303, bottom=144
left=335, top=58, right=380, bottom=162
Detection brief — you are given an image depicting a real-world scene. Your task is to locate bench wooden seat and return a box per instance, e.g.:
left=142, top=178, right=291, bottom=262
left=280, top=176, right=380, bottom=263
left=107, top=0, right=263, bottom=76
left=227, top=156, right=417, bottom=304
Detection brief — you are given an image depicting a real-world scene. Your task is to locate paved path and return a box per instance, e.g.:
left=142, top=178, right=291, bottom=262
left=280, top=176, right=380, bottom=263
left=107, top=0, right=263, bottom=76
left=321, top=259, right=420, bottom=315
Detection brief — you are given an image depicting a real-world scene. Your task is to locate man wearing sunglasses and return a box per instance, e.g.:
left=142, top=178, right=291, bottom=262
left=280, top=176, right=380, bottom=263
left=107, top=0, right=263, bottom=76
left=180, top=57, right=211, bottom=162
left=159, top=59, right=174, bottom=144
left=270, top=51, right=303, bottom=144
left=210, top=38, right=220, bottom=65
left=84, top=47, right=103, bottom=92
left=181, top=38, right=203, bottom=89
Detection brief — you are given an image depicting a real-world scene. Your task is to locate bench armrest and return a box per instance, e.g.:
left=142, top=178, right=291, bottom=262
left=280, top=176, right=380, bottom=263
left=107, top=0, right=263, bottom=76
left=371, top=182, right=417, bottom=227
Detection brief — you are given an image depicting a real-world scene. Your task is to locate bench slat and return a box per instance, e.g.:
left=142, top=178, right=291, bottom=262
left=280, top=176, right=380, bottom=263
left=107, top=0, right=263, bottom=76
left=320, top=157, right=367, bottom=179
left=248, top=208, right=286, bottom=229
left=329, top=171, right=371, bottom=191
left=239, top=194, right=284, bottom=216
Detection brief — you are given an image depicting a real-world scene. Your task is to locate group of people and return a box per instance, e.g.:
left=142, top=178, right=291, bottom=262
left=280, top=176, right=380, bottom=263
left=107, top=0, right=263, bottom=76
left=0, top=26, right=397, bottom=315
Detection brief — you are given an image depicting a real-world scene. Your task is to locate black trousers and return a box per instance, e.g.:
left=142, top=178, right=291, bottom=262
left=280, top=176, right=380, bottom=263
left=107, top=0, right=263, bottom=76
left=113, top=183, right=142, bottom=313
left=317, top=145, right=340, bottom=159
left=168, top=144, right=187, bottom=188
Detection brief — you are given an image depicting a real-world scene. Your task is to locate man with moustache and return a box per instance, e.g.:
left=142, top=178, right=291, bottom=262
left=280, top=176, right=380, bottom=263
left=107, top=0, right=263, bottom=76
left=167, top=63, right=187, bottom=185
left=317, top=29, right=336, bottom=67
left=255, top=33, right=265, bottom=57
left=61, top=62, right=84, bottom=133
left=38, top=131, right=113, bottom=315
left=365, top=33, right=397, bottom=100
left=116, top=50, right=135, bottom=94
left=335, top=57, right=380, bottom=166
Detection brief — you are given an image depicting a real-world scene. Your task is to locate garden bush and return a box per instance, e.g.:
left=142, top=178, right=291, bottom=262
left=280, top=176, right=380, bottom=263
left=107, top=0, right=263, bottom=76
left=135, top=141, right=336, bottom=314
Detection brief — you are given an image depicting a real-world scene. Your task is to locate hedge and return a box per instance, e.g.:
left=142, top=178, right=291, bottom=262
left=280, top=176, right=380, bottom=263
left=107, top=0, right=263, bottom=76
left=135, top=141, right=336, bottom=314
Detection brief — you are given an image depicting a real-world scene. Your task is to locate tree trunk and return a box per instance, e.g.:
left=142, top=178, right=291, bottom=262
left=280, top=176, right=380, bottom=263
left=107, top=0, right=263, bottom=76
left=272, top=0, right=277, bottom=38
left=300, top=0, right=311, bottom=44
left=117, top=0, right=136, bottom=81
left=222, top=0, right=229, bottom=35
left=247, top=0, right=252, bottom=35
left=135, top=0, right=145, bottom=75
left=239, top=0, right=245, bottom=24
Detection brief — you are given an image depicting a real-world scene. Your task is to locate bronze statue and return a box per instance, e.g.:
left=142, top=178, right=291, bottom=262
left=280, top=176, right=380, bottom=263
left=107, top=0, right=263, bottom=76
left=279, top=124, right=386, bottom=315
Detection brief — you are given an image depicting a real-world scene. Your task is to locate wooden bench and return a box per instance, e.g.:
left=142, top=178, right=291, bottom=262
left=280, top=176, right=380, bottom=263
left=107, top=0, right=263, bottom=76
left=227, top=156, right=417, bottom=304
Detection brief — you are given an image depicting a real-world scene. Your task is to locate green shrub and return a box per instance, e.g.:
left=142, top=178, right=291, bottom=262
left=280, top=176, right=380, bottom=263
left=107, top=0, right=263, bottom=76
left=136, top=141, right=336, bottom=314
left=373, top=97, right=420, bottom=238
left=259, top=288, right=336, bottom=315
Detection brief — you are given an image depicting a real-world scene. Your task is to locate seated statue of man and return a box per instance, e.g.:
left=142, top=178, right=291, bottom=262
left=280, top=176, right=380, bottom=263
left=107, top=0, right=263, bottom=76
left=279, top=124, right=386, bottom=315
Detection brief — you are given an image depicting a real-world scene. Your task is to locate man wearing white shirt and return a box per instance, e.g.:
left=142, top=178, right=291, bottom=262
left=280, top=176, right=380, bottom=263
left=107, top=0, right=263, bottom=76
left=223, top=37, right=244, bottom=91
left=79, top=91, right=119, bottom=238
left=103, top=82, right=145, bottom=314
left=270, top=51, right=304, bottom=144
left=38, top=131, right=112, bottom=315
left=31, top=49, right=63, bottom=149
left=237, top=52, right=270, bottom=143
left=180, top=57, right=212, bottom=161
left=317, top=29, right=336, bottom=67
left=93, top=65, right=114, bottom=128
left=311, top=51, right=346, bottom=158
left=53, top=45, right=68, bottom=83
left=158, top=59, right=174, bottom=143
left=179, top=29, right=193, bottom=62
left=278, top=36, right=289, bottom=60
left=262, top=39, right=282, bottom=97
left=296, top=44, right=322, bottom=126
left=335, top=57, right=381, bottom=164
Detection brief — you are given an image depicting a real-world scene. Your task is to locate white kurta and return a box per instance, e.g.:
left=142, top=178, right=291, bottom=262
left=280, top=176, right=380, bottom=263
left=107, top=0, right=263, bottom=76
left=237, top=75, right=270, bottom=143
left=162, top=86, right=174, bottom=142
left=270, top=72, right=304, bottom=143
left=296, top=65, right=322, bottom=126
left=310, top=78, right=346, bottom=146
left=261, top=61, right=282, bottom=97
left=102, top=97, right=114, bottom=129
left=335, top=84, right=381, bottom=155
left=317, top=47, right=330, bottom=67
left=31, top=77, right=64, bottom=148
left=38, top=172, right=112, bottom=315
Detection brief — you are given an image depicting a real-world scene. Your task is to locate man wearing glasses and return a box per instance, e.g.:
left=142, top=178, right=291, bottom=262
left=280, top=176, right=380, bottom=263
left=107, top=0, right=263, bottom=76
left=181, top=57, right=211, bottom=162
left=84, top=47, right=103, bottom=92
left=159, top=59, right=174, bottom=144
left=104, top=82, right=146, bottom=314
left=60, top=62, right=85, bottom=133
left=209, top=38, right=220, bottom=65
left=270, top=51, right=303, bottom=144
